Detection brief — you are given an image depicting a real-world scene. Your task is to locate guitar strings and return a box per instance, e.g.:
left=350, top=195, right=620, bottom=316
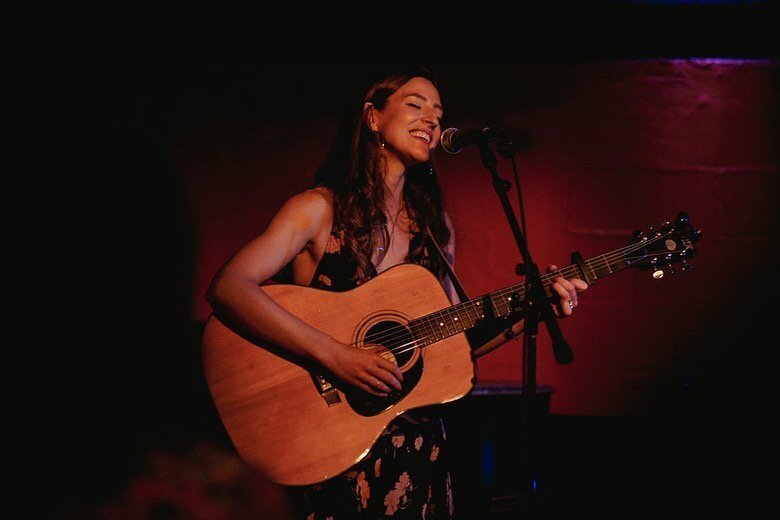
left=369, top=248, right=662, bottom=362
left=354, top=232, right=677, bottom=359
left=362, top=254, right=650, bottom=361
left=359, top=233, right=674, bottom=358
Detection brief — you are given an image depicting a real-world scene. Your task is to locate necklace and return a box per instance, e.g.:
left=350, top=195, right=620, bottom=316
left=375, top=208, right=404, bottom=255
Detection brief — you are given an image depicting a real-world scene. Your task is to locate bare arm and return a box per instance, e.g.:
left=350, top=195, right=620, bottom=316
left=206, top=189, right=402, bottom=396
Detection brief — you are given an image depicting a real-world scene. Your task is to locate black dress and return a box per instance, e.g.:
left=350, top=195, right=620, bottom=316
left=286, top=226, right=455, bottom=519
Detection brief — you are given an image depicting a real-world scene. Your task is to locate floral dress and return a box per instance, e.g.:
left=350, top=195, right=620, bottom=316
left=286, top=226, right=455, bottom=519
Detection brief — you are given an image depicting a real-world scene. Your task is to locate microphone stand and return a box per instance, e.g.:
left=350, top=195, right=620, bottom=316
left=476, top=135, right=573, bottom=515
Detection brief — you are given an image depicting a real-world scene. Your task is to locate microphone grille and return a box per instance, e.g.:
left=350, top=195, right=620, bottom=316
left=440, top=127, right=461, bottom=154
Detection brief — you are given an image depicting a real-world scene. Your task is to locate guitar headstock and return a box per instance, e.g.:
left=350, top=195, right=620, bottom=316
left=625, top=212, right=702, bottom=278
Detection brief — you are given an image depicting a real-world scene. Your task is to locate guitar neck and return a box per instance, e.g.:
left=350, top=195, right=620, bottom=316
left=410, top=248, right=629, bottom=347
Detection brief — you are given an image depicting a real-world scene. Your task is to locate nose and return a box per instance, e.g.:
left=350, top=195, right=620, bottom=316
left=422, top=109, right=439, bottom=129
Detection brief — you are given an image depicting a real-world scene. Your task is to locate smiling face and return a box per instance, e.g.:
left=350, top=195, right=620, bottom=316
left=366, top=76, right=444, bottom=172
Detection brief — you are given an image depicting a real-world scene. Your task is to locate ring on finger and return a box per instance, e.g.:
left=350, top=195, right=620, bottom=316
left=568, top=300, right=574, bottom=309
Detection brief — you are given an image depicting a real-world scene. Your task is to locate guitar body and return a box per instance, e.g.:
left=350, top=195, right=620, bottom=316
left=202, top=263, right=476, bottom=486
left=202, top=210, right=702, bottom=486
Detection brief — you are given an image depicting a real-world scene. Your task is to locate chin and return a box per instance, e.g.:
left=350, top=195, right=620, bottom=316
left=409, top=151, right=431, bottom=164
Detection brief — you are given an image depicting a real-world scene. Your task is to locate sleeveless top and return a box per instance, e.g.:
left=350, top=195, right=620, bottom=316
left=286, top=223, right=455, bottom=519
left=308, top=221, right=428, bottom=290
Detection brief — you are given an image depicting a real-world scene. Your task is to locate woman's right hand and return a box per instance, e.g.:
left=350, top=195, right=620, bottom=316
left=323, top=344, right=404, bottom=397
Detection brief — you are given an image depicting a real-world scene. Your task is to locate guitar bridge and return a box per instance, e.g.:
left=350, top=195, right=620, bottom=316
left=313, top=373, right=342, bottom=407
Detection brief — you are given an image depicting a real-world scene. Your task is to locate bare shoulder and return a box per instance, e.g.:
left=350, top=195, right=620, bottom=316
left=273, top=187, right=333, bottom=232
left=284, top=186, right=333, bottom=216
left=215, top=187, right=334, bottom=283
left=301, top=185, right=333, bottom=205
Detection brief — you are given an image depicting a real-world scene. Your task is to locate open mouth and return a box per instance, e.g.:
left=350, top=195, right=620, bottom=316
left=409, top=130, right=431, bottom=144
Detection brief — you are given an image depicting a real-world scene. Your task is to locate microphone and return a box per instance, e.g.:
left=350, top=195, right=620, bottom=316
left=440, top=126, right=506, bottom=154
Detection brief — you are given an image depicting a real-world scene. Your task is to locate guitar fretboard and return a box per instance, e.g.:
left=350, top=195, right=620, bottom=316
left=409, top=250, right=630, bottom=347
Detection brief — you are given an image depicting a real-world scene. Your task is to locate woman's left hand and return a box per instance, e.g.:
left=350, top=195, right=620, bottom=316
left=547, top=264, right=588, bottom=317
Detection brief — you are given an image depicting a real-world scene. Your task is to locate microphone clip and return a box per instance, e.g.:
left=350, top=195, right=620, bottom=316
left=496, top=132, right=517, bottom=158
left=440, top=126, right=511, bottom=155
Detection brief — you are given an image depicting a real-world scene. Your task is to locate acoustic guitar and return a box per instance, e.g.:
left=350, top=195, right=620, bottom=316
left=202, top=212, right=701, bottom=485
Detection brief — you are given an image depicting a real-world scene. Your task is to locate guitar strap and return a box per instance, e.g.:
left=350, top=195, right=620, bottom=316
left=426, top=227, right=520, bottom=348
left=424, top=227, right=470, bottom=302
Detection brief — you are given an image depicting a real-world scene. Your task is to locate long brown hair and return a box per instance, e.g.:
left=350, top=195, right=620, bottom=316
left=314, top=65, right=451, bottom=283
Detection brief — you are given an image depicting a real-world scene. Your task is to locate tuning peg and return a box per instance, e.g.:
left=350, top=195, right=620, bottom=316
left=648, top=226, right=661, bottom=238
left=651, top=258, right=664, bottom=279
left=681, top=259, right=693, bottom=272
left=666, top=254, right=677, bottom=275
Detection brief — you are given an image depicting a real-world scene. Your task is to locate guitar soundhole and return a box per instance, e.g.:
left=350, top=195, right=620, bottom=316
left=347, top=320, right=423, bottom=416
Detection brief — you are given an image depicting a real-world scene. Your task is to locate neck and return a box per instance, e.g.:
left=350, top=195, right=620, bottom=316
left=383, top=165, right=406, bottom=213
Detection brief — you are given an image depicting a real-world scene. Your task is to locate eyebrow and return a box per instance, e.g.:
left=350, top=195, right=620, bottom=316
left=405, top=93, right=444, bottom=114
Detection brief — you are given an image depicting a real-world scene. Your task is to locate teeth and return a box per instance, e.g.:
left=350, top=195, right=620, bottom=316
left=410, top=130, right=431, bottom=143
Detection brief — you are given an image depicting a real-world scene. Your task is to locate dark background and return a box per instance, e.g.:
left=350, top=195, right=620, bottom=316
left=4, top=2, right=777, bottom=517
